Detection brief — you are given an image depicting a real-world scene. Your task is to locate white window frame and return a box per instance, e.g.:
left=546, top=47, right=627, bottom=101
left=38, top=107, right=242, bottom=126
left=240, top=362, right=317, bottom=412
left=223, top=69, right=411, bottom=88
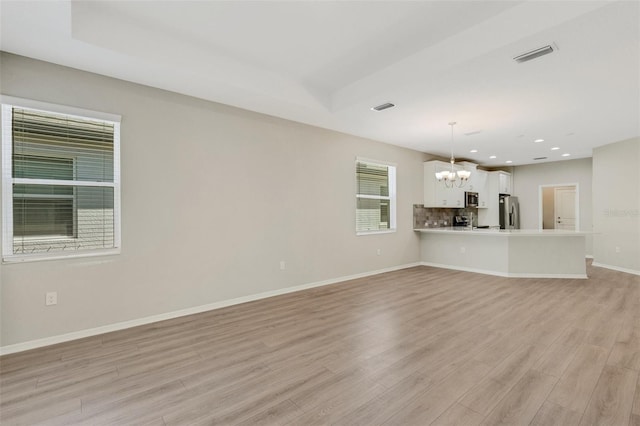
left=355, top=157, right=397, bottom=236
left=1, top=96, right=121, bottom=263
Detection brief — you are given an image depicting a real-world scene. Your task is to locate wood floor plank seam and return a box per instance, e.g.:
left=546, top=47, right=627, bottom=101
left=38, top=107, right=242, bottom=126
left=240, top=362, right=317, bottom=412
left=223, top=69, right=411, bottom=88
left=573, top=347, right=624, bottom=426
left=1, top=261, right=639, bottom=425
left=577, top=364, right=639, bottom=426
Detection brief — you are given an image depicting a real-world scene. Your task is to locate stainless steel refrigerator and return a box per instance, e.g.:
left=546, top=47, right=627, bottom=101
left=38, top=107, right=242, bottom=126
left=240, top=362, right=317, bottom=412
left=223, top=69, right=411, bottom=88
left=499, top=195, right=520, bottom=230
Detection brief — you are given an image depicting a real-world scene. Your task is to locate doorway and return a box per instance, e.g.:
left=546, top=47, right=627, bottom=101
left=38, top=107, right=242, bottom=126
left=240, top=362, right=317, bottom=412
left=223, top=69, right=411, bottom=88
left=539, top=184, right=579, bottom=231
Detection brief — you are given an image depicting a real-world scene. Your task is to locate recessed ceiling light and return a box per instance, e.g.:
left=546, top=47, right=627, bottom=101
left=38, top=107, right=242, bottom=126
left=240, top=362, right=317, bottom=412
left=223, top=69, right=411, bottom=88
left=470, top=149, right=478, bottom=153
left=489, top=155, right=497, bottom=159
left=562, top=153, right=571, bottom=157
left=506, top=160, right=513, bottom=164
left=551, top=147, right=560, bottom=150
left=534, top=139, right=544, bottom=143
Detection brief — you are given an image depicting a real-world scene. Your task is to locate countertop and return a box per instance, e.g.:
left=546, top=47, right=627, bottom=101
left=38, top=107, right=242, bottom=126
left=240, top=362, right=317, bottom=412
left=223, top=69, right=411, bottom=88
left=414, top=227, right=592, bottom=237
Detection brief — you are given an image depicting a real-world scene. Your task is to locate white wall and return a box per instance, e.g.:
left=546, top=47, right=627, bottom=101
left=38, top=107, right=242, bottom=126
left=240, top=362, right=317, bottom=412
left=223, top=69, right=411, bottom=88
left=542, top=187, right=555, bottom=229
left=512, top=158, right=593, bottom=255
left=0, top=53, right=429, bottom=348
left=592, top=137, right=640, bottom=274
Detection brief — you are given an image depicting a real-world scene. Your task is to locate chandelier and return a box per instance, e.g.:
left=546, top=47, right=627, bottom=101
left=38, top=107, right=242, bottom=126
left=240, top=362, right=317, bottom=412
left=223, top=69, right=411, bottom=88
left=435, top=122, right=471, bottom=188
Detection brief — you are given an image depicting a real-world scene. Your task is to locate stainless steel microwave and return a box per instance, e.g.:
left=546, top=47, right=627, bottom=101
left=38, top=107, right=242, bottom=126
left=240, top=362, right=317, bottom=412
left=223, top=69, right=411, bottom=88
left=465, top=191, right=478, bottom=207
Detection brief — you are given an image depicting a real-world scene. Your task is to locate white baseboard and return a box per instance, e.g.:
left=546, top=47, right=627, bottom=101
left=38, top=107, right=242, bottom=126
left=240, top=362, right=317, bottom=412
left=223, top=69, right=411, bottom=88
left=591, top=262, right=640, bottom=276
left=420, top=261, right=510, bottom=277
left=506, top=272, right=588, bottom=279
left=0, top=262, right=421, bottom=356
left=420, top=262, right=588, bottom=279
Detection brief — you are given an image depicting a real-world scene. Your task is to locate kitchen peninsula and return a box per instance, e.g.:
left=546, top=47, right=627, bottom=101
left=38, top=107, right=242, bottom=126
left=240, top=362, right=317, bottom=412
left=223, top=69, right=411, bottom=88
left=415, top=228, right=590, bottom=278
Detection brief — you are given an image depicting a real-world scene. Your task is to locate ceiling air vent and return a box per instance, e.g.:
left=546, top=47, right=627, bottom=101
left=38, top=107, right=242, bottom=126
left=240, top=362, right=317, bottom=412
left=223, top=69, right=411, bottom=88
left=514, top=45, right=555, bottom=63
left=533, top=157, right=548, bottom=160
left=371, top=102, right=395, bottom=111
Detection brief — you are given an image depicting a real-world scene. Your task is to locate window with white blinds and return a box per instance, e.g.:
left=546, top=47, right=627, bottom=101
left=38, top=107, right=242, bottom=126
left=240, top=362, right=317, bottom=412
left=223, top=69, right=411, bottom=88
left=355, top=159, right=396, bottom=234
left=1, top=98, right=121, bottom=261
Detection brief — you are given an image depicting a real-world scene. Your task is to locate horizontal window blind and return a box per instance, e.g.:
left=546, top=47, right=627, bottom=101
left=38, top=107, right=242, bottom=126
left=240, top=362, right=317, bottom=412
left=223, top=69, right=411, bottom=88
left=3, top=104, right=119, bottom=259
left=356, top=162, right=389, bottom=196
left=13, top=108, right=114, bottom=182
left=356, top=198, right=390, bottom=231
left=356, top=160, right=396, bottom=233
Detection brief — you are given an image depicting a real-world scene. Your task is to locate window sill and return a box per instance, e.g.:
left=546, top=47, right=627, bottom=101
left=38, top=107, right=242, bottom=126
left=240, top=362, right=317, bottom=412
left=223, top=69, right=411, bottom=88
left=356, top=229, right=397, bottom=236
left=3, top=248, right=121, bottom=264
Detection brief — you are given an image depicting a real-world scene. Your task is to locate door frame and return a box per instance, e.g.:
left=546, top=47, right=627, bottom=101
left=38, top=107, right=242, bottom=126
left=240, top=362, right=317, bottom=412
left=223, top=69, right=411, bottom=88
left=538, top=183, right=580, bottom=230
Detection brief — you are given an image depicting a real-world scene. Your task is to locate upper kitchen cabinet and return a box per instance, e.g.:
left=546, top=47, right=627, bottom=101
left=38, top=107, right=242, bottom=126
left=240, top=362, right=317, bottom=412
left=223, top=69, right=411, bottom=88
left=458, top=162, right=478, bottom=192
left=498, top=171, right=512, bottom=194
left=477, top=170, right=513, bottom=226
left=474, top=169, right=488, bottom=208
left=423, top=161, right=464, bottom=208
left=458, top=162, right=488, bottom=208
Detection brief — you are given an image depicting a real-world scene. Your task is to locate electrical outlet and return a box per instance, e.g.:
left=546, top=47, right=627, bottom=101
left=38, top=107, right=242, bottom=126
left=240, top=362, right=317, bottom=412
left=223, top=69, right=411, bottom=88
left=615, top=246, right=621, bottom=253
left=45, top=292, right=57, bottom=306
left=460, top=247, right=466, bottom=254
left=279, top=261, right=286, bottom=270
left=376, top=248, right=381, bottom=256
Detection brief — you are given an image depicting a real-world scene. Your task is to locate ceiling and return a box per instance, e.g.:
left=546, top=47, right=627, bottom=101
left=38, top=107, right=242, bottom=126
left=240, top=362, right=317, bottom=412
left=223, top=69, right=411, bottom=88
left=1, top=0, right=639, bottom=166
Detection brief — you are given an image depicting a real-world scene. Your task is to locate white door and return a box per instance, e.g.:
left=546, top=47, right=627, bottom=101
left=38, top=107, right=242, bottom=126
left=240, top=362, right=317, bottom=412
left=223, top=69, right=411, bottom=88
left=554, top=188, right=576, bottom=230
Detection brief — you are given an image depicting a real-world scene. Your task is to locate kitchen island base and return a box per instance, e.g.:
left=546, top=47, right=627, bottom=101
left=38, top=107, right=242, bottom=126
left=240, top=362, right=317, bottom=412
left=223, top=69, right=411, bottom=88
left=417, top=229, right=588, bottom=279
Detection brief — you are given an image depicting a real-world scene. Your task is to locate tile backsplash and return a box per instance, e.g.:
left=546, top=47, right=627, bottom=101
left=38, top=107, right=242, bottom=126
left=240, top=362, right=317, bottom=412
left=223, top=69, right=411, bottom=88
left=413, top=205, right=477, bottom=228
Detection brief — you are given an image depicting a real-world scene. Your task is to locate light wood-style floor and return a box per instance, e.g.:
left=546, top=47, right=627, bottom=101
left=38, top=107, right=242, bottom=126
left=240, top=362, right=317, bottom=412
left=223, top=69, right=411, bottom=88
left=1, top=262, right=639, bottom=425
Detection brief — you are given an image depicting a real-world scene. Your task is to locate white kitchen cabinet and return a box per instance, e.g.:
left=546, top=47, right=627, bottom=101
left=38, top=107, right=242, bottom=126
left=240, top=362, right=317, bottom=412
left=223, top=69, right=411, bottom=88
left=457, top=161, right=475, bottom=190
left=474, top=169, right=488, bottom=208
left=498, top=171, right=512, bottom=194
left=423, top=161, right=464, bottom=208
left=477, top=170, right=511, bottom=226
